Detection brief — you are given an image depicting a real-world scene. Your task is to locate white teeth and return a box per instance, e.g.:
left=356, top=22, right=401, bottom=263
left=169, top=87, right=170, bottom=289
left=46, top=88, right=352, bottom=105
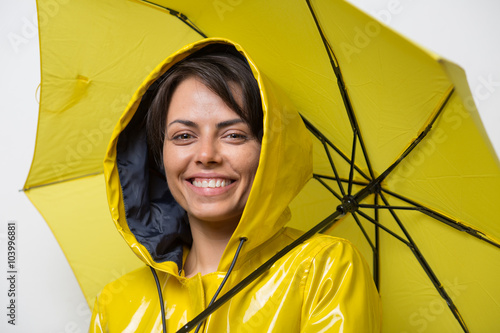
left=192, top=179, right=232, bottom=188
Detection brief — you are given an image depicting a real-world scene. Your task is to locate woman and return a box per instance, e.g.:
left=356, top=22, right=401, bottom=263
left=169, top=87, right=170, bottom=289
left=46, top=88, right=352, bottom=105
left=90, top=38, right=381, bottom=332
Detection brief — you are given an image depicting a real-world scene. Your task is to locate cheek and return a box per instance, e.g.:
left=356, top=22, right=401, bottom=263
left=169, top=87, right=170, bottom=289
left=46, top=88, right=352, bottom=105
left=240, top=145, right=261, bottom=179
left=163, top=145, right=183, bottom=182
left=163, top=146, right=188, bottom=207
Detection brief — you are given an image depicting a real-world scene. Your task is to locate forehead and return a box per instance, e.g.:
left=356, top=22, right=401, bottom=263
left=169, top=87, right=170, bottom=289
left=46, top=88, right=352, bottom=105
left=167, top=77, right=243, bottom=124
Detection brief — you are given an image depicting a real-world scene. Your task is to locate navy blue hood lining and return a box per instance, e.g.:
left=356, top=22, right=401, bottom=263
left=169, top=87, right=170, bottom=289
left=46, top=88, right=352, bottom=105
left=116, top=89, right=192, bottom=269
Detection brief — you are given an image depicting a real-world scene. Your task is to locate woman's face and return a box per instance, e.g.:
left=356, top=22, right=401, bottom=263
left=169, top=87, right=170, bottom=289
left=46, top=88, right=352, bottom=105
left=163, top=77, right=261, bottom=227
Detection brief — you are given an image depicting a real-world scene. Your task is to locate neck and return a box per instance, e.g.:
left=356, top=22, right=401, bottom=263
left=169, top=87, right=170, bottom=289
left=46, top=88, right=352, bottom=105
left=184, top=216, right=239, bottom=278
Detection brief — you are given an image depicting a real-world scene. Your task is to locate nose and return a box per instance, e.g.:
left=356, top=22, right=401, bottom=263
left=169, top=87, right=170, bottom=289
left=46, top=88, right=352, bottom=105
left=195, top=137, right=222, bottom=166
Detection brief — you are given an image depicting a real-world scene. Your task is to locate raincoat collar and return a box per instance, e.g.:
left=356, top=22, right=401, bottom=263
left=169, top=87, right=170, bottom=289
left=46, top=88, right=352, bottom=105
left=104, top=38, right=312, bottom=276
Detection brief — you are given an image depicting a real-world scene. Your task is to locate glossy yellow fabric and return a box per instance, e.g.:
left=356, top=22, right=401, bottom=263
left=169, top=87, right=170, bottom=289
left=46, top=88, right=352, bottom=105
left=25, top=1, right=500, bottom=332
left=90, top=234, right=380, bottom=332
left=90, top=38, right=381, bottom=332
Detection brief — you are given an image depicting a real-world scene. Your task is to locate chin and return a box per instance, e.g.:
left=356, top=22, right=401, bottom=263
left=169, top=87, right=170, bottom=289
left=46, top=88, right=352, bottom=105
left=188, top=209, right=243, bottom=226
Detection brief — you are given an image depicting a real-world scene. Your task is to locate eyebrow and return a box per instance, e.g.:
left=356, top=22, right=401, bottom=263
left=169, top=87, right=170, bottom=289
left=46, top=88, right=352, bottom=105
left=167, top=118, right=244, bottom=129
left=167, top=119, right=196, bottom=128
left=216, top=119, right=244, bottom=129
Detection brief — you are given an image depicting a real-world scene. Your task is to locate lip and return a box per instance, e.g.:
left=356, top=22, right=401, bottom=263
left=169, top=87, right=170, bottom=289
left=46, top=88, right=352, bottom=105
left=184, top=173, right=237, bottom=196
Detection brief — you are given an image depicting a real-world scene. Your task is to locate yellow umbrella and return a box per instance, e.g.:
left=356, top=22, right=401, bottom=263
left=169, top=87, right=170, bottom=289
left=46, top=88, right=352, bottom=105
left=25, top=0, right=500, bottom=332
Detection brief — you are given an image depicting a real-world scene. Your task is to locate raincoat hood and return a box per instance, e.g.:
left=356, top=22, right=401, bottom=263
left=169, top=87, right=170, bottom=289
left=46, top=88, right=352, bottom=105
left=104, top=38, right=313, bottom=275
left=96, top=39, right=380, bottom=333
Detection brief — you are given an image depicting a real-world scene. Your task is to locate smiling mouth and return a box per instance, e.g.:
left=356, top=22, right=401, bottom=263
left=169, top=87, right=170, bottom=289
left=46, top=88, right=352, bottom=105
left=190, top=178, right=234, bottom=188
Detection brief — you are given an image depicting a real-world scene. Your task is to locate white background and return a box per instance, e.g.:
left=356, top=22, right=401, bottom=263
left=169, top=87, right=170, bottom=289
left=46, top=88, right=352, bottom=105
left=0, top=0, right=499, bottom=332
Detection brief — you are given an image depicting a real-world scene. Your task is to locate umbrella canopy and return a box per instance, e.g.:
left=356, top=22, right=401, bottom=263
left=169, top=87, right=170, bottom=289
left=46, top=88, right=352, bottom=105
left=25, top=0, right=500, bottom=332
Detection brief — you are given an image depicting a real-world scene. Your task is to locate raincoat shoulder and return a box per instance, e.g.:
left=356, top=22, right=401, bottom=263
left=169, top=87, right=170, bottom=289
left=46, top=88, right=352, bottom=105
left=90, top=38, right=381, bottom=332
left=90, top=232, right=381, bottom=332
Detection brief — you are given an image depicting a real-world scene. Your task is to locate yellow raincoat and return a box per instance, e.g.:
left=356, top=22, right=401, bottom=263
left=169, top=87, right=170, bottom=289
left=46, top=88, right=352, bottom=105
left=90, top=38, right=381, bottom=332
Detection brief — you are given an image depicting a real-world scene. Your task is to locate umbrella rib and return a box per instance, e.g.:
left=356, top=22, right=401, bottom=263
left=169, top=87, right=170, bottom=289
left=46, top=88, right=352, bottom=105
left=336, top=211, right=380, bottom=288
left=375, top=86, right=454, bottom=185
left=351, top=211, right=376, bottom=252
left=313, top=173, right=369, bottom=187
left=359, top=204, right=424, bottom=211
left=348, top=130, right=357, bottom=195
left=137, top=0, right=207, bottom=38
left=22, top=171, right=103, bottom=191
left=313, top=175, right=343, bottom=201
left=348, top=86, right=455, bottom=204
left=373, top=193, right=380, bottom=289
left=320, top=138, right=346, bottom=197
left=312, top=186, right=374, bottom=254
left=302, top=115, right=371, bottom=181
left=377, top=192, right=469, bottom=333
left=380, top=188, right=500, bottom=249
left=305, top=0, right=376, bottom=181
left=355, top=210, right=411, bottom=246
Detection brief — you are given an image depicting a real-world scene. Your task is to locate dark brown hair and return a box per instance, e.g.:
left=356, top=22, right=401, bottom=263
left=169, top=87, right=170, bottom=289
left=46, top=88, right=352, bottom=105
left=146, top=44, right=263, bottom=165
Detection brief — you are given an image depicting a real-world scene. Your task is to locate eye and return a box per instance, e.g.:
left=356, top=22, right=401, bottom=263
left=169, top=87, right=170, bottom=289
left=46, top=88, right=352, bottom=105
left=168, top=132, right=196, bottom=145
left=227, top=133, right=246, bottom=139
left=223, top=132, right=250, bottom=144
left=174, top=133, right=193, bottom=140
